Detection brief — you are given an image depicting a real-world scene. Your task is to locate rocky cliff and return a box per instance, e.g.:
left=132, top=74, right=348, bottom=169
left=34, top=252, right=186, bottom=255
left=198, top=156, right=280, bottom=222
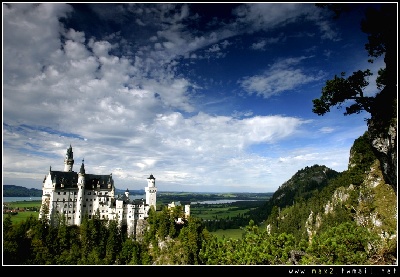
left=368, top=118, right=397, bottom=194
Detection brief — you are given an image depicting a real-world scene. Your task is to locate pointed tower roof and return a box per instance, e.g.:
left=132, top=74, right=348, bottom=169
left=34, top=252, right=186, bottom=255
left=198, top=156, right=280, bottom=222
left=66, top=144, right=73, bottom=159
left=79, top=159, right=85, bottom=174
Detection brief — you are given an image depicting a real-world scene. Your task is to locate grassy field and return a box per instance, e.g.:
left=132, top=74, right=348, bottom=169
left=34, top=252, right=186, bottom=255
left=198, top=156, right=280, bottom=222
left=4, top=200, right=42, bottom=208
left=190, top=201, right=263, bottom=221
left=191, top=206, right=253, bottom=220
left=3, top=200, right=42, bottom=224
left=209, top=219, right=268, bottom=240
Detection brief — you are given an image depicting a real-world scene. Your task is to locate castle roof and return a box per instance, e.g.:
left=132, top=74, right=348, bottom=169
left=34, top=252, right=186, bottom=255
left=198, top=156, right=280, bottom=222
left=48, top=171, right=113, bottom=190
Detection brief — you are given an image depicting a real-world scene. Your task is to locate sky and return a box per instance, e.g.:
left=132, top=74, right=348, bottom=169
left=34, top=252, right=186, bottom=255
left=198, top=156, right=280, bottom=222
left=2, top=3, right=387, bottom=193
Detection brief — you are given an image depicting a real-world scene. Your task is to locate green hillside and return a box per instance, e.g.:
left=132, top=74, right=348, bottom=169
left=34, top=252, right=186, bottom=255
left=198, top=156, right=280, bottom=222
left=3, top=185, right=42, bottom=197
left=259, top=131, right=397, bottom=264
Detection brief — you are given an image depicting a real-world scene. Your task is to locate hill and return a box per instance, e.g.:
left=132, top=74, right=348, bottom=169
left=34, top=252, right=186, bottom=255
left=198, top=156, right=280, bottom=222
left=3, top=185, right=43, bottom=197
left=260, top=131, right=397, bottom=264
left=248, top=164, right=340, bottom=224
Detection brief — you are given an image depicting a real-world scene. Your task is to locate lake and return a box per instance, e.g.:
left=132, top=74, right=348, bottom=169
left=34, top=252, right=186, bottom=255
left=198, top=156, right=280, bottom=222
left=193, top=199, right=254, bottom=204
left=3, top=197, right=43, bottom=203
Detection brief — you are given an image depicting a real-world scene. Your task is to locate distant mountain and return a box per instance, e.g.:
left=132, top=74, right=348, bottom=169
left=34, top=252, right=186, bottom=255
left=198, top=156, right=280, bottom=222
left=248, top=164, right=339, bottom=223
left=267, top=164, right=340, bottom=209
left=3, top=185, right=43, bottom=197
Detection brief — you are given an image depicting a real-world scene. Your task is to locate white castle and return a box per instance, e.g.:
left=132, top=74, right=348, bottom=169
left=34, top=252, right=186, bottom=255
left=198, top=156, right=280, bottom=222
left=39, top=145, right=189, bottom=237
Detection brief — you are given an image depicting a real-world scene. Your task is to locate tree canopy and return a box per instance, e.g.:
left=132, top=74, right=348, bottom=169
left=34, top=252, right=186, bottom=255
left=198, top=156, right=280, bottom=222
left=312, top=4, right=397, bottom=125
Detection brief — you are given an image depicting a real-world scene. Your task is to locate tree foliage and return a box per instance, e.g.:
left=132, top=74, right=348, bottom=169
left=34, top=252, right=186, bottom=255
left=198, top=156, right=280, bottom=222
left=312, top=4, right=396, bottom=125
left=305, top=221, right=379, bottom=265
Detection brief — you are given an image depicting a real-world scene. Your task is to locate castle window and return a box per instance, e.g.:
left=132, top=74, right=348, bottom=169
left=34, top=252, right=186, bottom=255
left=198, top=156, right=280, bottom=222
left=74, top=192, right=77, bottom=195
left=58, top=192, right=61, bottom=195
left=64, top=211, right=67, bottom=214
left=89, top=215, right=92, bottom=219
left=86, top=199, right=88, bottom=201
left=87, top=192, right=91, bottom=195
left=64, top=192, right=66, bottom=195
left=64, top=204, right=67, bottom=208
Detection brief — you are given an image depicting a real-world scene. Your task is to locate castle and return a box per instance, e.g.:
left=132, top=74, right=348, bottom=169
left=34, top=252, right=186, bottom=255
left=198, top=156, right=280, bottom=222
left=39, top=145, right=189, bottom=237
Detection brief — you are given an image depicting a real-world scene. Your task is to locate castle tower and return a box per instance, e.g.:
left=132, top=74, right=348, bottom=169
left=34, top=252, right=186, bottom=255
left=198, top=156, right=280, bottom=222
left=145, top=174, right=157, bottom=209
left=124, top=188, right=129, bottom=200
left=64, top=145, right=74, bottom=172
left=75, top=159, right=85, bottom=226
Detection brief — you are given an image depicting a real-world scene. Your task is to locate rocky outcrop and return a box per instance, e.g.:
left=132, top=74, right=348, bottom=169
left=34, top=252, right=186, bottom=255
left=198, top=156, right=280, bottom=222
left=305, top=159, right=397, bottom=246
left=368, top=118, right=397, bottom=194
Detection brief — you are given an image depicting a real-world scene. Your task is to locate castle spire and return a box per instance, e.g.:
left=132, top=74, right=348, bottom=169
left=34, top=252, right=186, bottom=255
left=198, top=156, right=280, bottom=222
left=64, top=145, right=74, bottom=172
left=79, top=159, right=85, bottom=174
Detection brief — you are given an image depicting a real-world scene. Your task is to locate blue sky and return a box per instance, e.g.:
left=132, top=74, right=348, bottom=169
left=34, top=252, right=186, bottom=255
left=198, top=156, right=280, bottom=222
left=2, top=3, right=386, bottom=193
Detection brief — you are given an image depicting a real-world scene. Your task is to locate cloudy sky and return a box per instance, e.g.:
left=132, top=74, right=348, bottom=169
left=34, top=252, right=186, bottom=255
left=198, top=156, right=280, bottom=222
left=3, top=3, right=385, bottom=193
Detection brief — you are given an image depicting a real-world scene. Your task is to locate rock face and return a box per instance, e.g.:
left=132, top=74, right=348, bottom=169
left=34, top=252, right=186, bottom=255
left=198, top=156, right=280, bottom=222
left=368, top=119, right=397, bottom=194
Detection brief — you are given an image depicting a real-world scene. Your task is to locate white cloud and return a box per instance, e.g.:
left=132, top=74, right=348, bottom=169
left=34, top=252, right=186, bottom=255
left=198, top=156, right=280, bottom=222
left=238, top=56, right=324, bottom=98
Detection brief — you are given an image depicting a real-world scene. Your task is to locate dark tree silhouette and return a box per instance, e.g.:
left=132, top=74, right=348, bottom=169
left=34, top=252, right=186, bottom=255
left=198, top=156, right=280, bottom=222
left=312, top=4, right=396, bottom=125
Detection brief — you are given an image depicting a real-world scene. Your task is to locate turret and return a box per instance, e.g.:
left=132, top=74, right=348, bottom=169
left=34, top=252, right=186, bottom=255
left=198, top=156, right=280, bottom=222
left=64, top=145, right=74, bottom=172
left=147, top=174, right=155, bottom=187
left=145, top=174, right=157, bottom=209
left=75, top=159, right=85, bottom=226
